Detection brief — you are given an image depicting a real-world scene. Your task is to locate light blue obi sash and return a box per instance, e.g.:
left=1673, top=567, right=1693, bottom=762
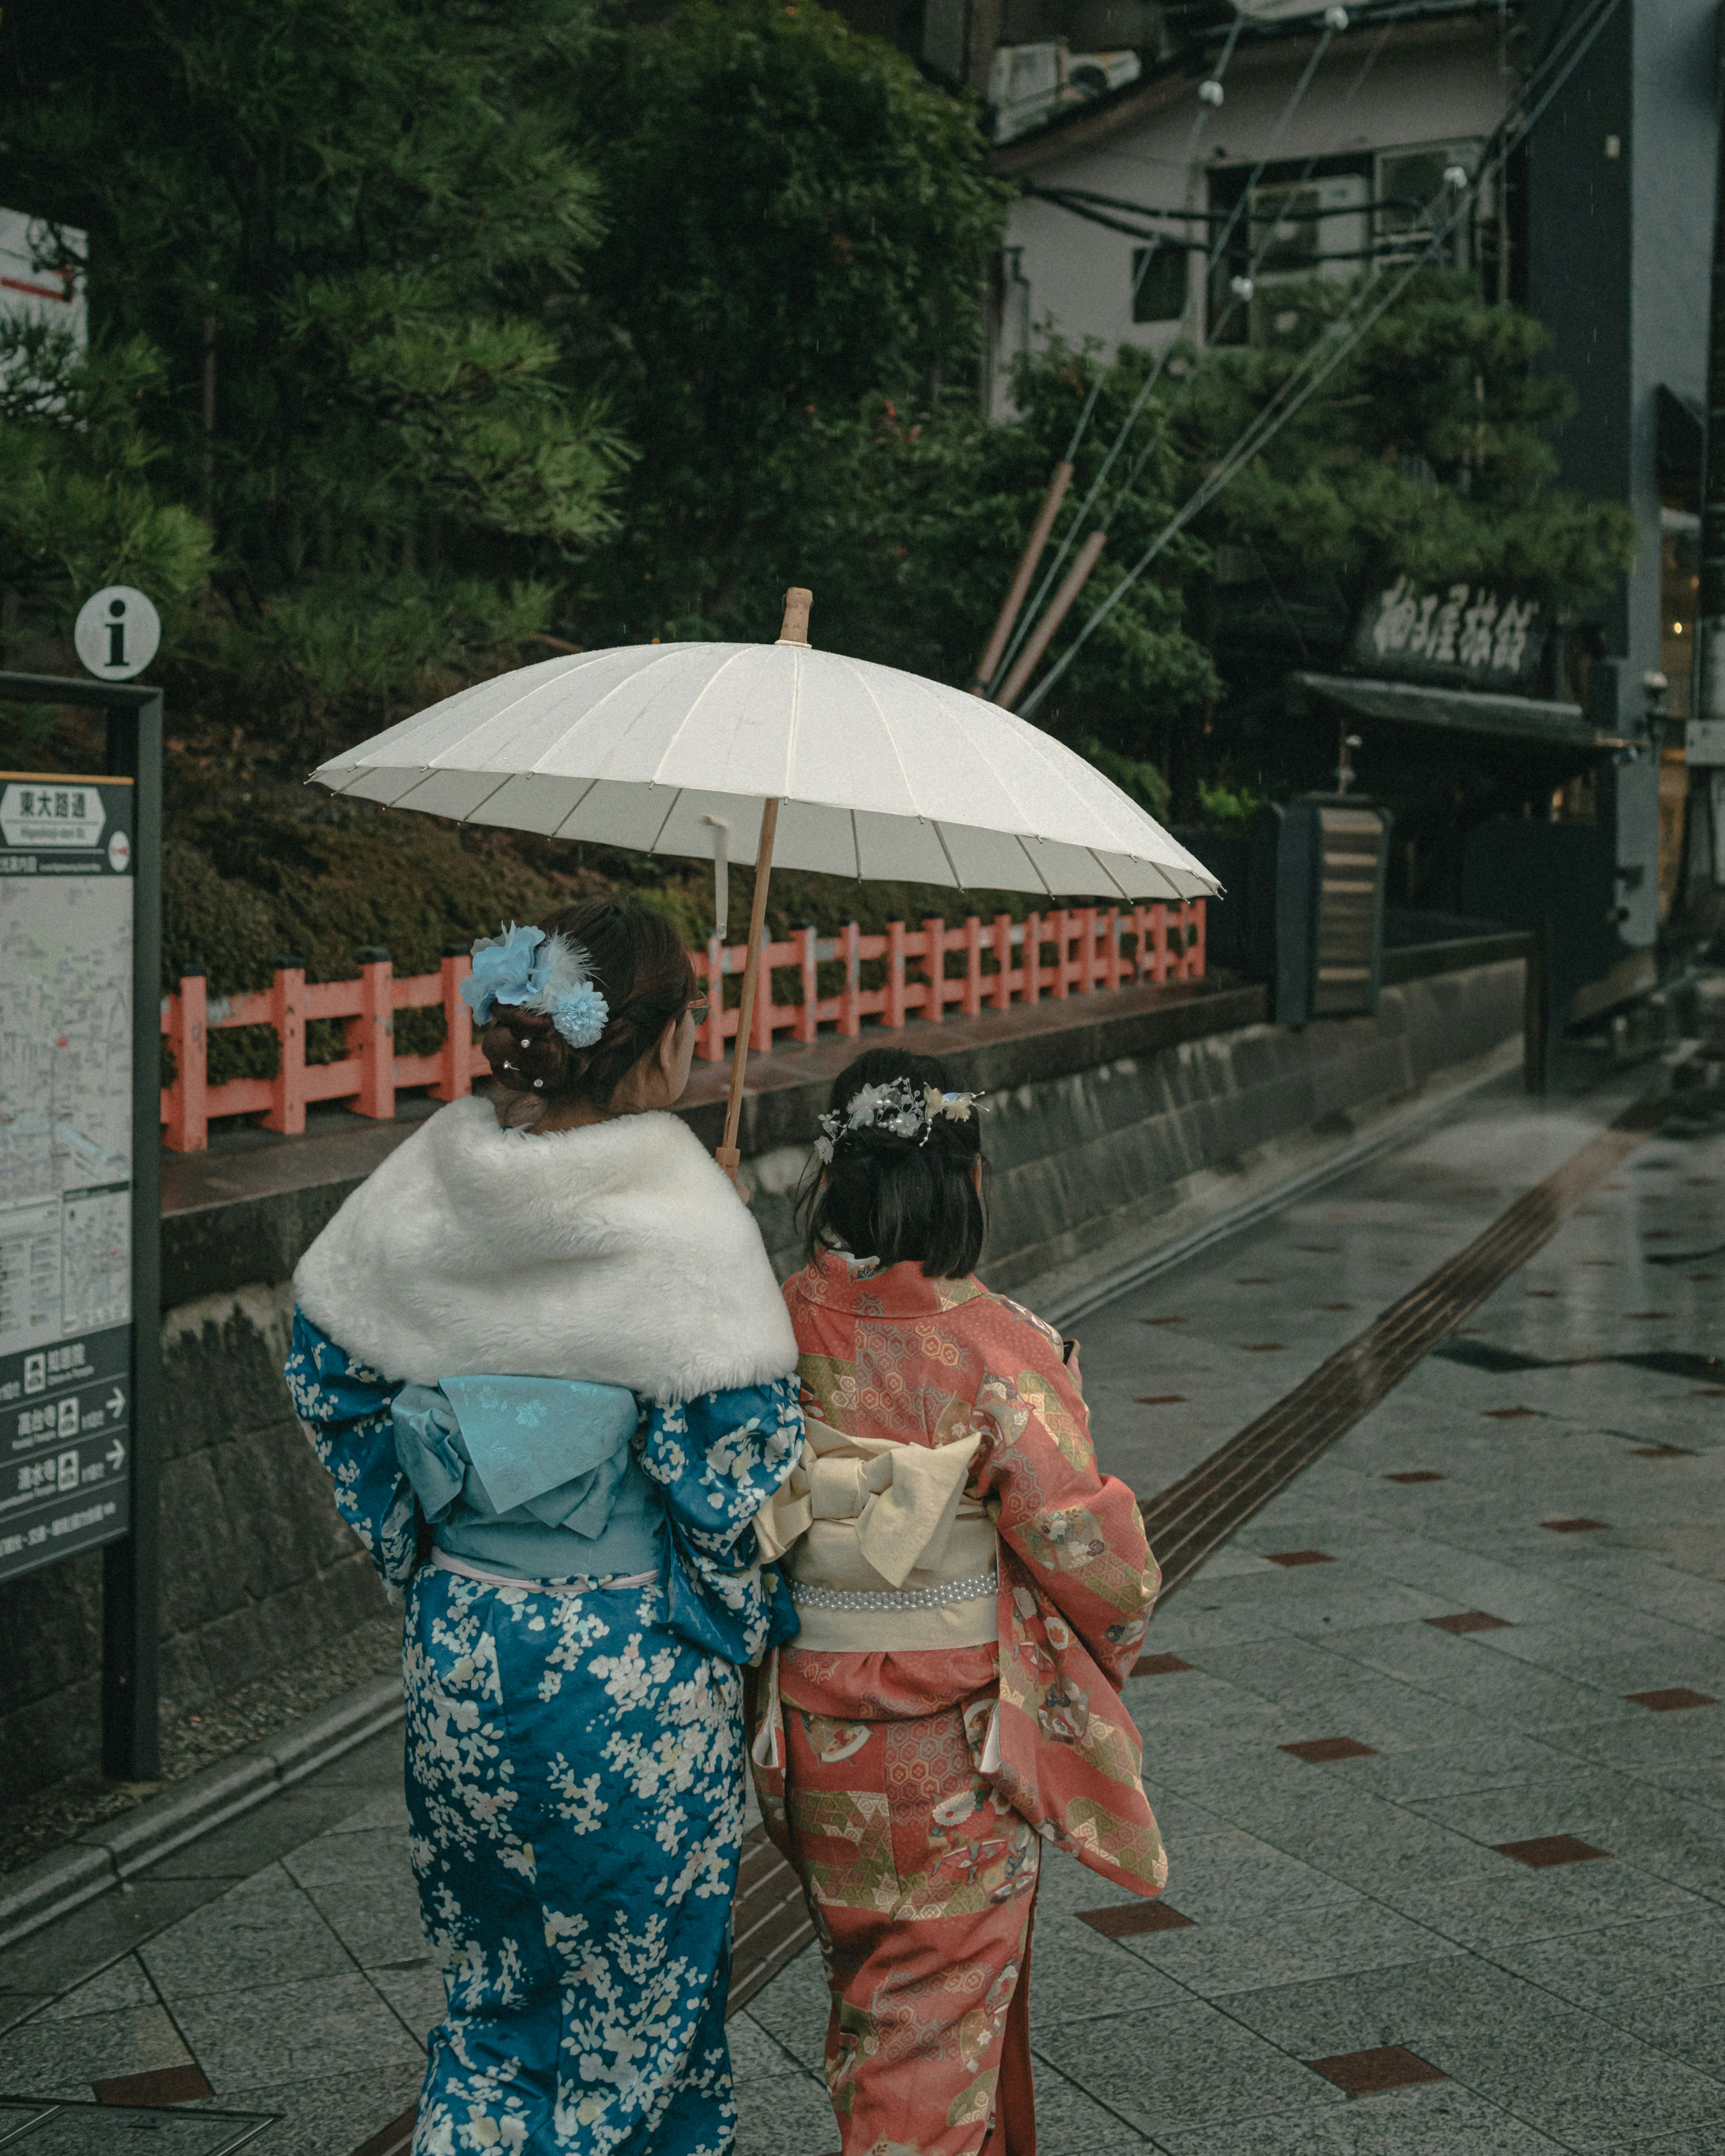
left=391, top=1375, right=663, bottom=1582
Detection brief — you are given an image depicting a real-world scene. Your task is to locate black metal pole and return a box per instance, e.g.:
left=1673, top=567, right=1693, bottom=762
left=103, top=691, right=163, bottom=1779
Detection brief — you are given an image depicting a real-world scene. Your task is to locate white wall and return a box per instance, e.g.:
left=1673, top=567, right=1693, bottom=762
left=992, top=17, right=1510, bottom=410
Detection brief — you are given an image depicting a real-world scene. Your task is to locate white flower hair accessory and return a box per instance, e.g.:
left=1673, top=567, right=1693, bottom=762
left=814, top=1079, right=983, bottom=1163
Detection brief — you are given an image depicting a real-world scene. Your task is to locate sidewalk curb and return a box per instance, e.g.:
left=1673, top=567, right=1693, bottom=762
left=0, top=1674, right=403, bottom=1954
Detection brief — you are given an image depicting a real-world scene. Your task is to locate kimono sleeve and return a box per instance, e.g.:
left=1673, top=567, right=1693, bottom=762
left=969, top=1307, right=1158, bottom=1688
left=284, top=1307, right=419, bottom=1594
left=637, top=1375, right=804, bottom=1660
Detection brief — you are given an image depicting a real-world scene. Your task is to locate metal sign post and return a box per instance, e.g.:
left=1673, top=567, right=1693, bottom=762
left=0, top=670, right=161, bottom=1779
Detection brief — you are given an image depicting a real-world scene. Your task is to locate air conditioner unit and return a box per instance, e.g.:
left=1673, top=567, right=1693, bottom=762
left=987, top=43, right=1142, bottom=143
left=1375, top=140, right=1487, bottom=266
left=1245, top=172, right=1366, bottom=343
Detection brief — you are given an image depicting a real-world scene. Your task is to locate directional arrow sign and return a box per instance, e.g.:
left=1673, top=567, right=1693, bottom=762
left=107, top=1388, right=125, bottom=1418
left=106, top=1439, right=126, bottom=1472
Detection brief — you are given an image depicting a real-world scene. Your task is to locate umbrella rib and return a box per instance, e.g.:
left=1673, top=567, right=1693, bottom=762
left=646, top=647, right=758, bottom=785
left=548, top=778, right=601, bottom=839
left=524, top=646, right=696, bottom=777
left=646, top=787, right=683, bottom=856
left=422, top=654, right=604, bottom=769
left=1087, top=849, right=1134, bottom=903
left=849, top=808, right=861, bottom=881
left=393, top=768, right=515, bottom=824
left=932, top=822, right=967, bottom=892
left=838, top=656, right=917, bottom=808
left=1017, top=834, right=1055, bottom=896
left=358, top=766, right=436, bottom=808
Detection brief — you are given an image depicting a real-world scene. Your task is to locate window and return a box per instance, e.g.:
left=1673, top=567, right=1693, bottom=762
left=1375, top=141, right=1487, bottom=268
left=1131, top=243, right=1187, bottom=324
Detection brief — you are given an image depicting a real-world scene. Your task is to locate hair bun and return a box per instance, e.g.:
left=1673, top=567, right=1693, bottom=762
left=481, top=1008, right=582, bottom=1096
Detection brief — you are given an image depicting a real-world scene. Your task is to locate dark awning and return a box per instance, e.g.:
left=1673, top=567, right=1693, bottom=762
left=1289, top=672, right=1630, bottom=753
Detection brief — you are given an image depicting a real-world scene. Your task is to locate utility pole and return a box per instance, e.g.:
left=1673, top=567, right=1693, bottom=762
left=1688, top=15, right=1725, bottom=907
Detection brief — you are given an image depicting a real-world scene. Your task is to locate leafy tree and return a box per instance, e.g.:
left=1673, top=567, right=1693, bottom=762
left=1172, top=269, right=1636, bottom=605
left=0, top=0, right=624, bottom=740
left=574, top=0, right=1010, bottom=640
left=0, top=323, right=210, bottom=658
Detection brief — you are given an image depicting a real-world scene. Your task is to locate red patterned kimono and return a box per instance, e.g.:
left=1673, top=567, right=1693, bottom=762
left=753, top=1253, right=1165, bottom=2156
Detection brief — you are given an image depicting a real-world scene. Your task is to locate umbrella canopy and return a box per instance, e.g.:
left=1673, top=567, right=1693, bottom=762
left=310, top=640, right=1219, bottom=903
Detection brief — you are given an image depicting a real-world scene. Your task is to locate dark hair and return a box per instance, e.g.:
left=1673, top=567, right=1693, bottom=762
left=799, top=1047, right=985, bottom=1279
left=480, top=897, right=695, bottom=1110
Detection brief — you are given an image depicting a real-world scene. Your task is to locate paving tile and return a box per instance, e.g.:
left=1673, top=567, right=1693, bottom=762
left=727, top=2009, right=815, bottom=2081
left=190, top=2061, right=424, bottom=2156
left=1124, top=1830, right=1358, bottom=1923
left=740, top=1939, right=831, bottom=2074
left=0, top=1876, right=226, bottom=2013
left=1150, top=2080, right=1570, bottom=2153
left=1028, top=1924, right=1187, bottom=2022
left=0, top=2002, right=192, bottom=2100
left=1386, top=1858, right=1714, bottom=1952
left=1494, top=1834, right=1611, bottom=1868
left=170, top=1969, right=421, bottom=2096
left=1307, top=2045, right=1446, bottom=2095
left=140, top=1863, right=351, bottom=2002
left=36, top=1958, right=157, bottom=2021
left=1021, top=2059, right=1157, bottom=2150
left=366, top=1958, right=445, bottom=2045
left=1077, top=1901, right=1195, bottom=1938
left=1107, top=1895, right=1460, bottom=2000
left=1217, top=1955, right=1725, bottom=2149
left=91, top=2063, right=213, bottom=2105
left=1033, top=1997, right=1347, bottom=2137
left=733, top=2066, right=839, bottom=2155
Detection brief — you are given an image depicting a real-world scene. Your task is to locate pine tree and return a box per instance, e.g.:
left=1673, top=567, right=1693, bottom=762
left=0, top=0, right=624, bottom=742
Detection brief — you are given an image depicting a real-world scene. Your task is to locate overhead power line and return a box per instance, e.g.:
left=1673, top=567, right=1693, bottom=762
left=1016, top=0, right=1628, bottom=719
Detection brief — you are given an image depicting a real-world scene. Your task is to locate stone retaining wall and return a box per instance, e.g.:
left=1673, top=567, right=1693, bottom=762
left=0, top=947, right=1526, bottom=1802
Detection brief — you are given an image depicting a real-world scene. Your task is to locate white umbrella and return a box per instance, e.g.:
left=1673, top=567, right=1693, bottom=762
left=311, top=591, right=1219, bottom=1173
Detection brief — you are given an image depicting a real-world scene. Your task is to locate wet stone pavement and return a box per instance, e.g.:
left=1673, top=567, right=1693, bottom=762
left=3, top=1061, right=1722, bottom=2155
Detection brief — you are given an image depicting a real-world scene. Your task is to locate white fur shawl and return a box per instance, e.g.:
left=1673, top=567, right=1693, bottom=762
left=293, top=1098, right=797, bottom=1402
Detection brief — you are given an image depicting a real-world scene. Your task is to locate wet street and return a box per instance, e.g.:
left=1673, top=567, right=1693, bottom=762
left=2, top=1057, right=1721, bottom=2155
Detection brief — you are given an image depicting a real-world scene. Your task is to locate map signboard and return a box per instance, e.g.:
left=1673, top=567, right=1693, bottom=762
left=0, top=772, right=135, bottom=1580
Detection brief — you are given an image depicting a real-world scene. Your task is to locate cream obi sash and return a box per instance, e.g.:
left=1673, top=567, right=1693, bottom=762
left=756, top=1417, right=998, bottom=1652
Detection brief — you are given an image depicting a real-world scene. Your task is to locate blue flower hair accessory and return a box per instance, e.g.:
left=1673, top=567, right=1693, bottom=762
left=460, top=923, right=548, bottom=1028
left=536, top=935, right=610, bottom=1049
left=461, top=923, right=610, bottom=1050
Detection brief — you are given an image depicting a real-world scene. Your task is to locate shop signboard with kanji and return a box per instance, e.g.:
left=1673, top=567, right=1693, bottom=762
left=1349, top=577, right=1548, bottom=692
left=0, top=771, right=136, bottom=1581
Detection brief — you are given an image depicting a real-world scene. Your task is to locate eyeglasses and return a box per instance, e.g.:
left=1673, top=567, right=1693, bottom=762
left=686, top=1000, right=711, bottom=1026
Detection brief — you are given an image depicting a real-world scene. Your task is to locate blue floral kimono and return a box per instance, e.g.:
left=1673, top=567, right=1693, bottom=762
left=288, top=1311, right=802, bottom=2156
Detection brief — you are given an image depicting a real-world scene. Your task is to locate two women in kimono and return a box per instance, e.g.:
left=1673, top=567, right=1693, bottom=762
left=288, top=892, right=1163, bottom=2156
left=761, top=1048, right=1166, bottom=2156
left=287, top=898, right=804, bottom=2155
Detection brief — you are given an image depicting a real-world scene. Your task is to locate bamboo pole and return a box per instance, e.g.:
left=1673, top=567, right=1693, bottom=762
left=716, top=585, right=808, bottom=1183
left=715, top=795, right=779, bottom=1183
left=971, top=461, right=1074, bottom=695
left=993, top=530, right=1107, bottom=712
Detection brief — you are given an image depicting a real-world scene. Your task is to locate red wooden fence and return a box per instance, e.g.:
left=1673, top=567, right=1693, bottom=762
left=160, top=901, right=1205, bottom=1153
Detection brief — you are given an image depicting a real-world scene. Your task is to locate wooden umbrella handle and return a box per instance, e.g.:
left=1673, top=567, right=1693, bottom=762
left=716, top=795, right=780, bottom=1184
left=778, top=588, right=813, bottom=646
